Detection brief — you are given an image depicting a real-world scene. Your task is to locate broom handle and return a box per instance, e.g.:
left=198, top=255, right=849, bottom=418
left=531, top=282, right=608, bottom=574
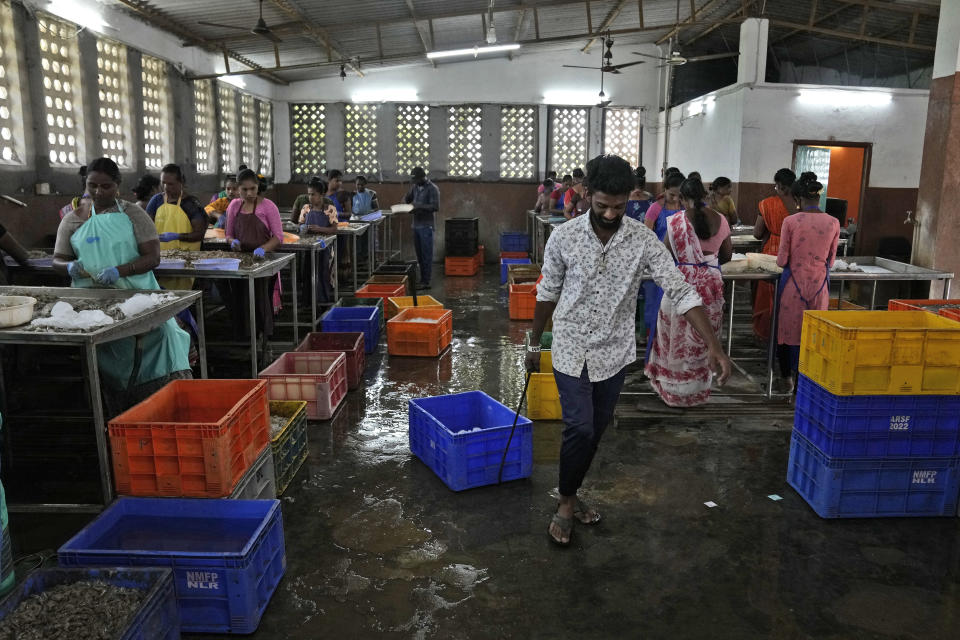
left=498, top=371, right=533, bottom=484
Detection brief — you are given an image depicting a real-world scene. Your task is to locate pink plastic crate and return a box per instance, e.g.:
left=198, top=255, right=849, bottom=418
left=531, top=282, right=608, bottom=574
left=259, top=352, right=348, bottom=420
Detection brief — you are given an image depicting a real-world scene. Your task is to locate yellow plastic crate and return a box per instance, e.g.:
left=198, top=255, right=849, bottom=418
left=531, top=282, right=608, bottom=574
left=526, top=359, right=561, bottom=420
left=799, top=311, right=960, bottom=396
left=386, top=295, right=443, bottom=319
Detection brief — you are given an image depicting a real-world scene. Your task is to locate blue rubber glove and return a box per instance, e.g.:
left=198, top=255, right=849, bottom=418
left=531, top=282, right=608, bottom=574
left=158, top=232, right=180, bottom=242
left=230, top=239, right=241, bottom=251
left=66, top=260, right=86, bottom=280
left=95, top=266, right=120, bottom=286
left=299, top=224, right=309, bottom=236
left=252, top=247, right=266, bottom=259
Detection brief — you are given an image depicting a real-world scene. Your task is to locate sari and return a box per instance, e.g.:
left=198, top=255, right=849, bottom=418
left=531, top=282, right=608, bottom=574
left=645, top=213, right=725, bottom=407
left=752, top=196, right=792, bottom=340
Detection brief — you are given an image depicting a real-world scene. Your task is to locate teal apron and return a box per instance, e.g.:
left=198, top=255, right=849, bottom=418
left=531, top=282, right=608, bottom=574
left=70, top=200, right=190, bottom=390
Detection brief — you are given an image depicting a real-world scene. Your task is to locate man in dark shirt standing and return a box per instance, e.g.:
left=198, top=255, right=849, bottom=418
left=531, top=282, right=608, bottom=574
left=404, top=167, right=439, bottom=289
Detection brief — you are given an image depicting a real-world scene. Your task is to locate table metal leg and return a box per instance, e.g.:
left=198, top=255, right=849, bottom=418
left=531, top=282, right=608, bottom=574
left=310, top=246, right=318, bottom=329
left=84, top=343, right=113, bottom=506
left=727, top=281, right=736, bottom=355
left=368, top=229, right=375, bottom=280
left=196, top=295, right=208, bottom=379
left=353, top=235, right=359, bottom=292
left=291, top=257, right=299, bottom=347
left=248, top=276, right=258, bottom=378
left=946, top=277, right=952, bottom=298
left=767, top=278, right=780, bottom=398
left=332, top=241, right=339, bottom=301
left=870, top=280, right=878, bottom=310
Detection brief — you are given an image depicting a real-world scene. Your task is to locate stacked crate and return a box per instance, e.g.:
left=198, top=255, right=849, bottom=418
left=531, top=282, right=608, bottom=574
left=787, top=310, right=960, bottom=518
left=444, top=218, right=483, bottom=276
left=500, top=231, right=530, bottom=260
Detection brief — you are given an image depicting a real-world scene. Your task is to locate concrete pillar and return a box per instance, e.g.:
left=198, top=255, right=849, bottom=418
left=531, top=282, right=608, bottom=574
left=737, top=18, right=769, bottom=85
left=913, top=3, right=960, bottom=294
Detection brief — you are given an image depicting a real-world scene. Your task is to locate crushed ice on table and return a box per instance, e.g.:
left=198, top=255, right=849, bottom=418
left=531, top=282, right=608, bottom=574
left=112, top=293, right=177, bottom=318
left=30, top=301, right=114, bottom=331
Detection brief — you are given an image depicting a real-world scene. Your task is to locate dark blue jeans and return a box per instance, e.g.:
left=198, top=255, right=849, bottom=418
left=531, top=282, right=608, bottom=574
left=413, top=226, right=434, bottom=285
left=554, top=364, right=627, bottom=497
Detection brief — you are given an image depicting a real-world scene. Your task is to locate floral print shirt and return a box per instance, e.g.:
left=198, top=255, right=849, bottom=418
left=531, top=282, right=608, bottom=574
left=537, top=213, right=703, bottom=382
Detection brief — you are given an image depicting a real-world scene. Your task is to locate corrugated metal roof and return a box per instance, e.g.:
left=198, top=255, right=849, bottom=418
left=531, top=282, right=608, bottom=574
left=113, top=0, right=939, bottom=82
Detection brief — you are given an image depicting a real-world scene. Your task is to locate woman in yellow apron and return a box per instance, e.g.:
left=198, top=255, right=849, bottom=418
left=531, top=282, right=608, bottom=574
left=53, top=157, right=191, bottom=416
left=147, top=163, right=206, bottom=291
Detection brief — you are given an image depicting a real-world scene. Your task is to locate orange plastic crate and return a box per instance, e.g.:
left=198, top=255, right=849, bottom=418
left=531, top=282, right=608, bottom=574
left=294, top=332, right=365, bottom=390
left=386, top=295, right=443, bottom=319
left=108, top=379, right=270, bottom=498
left=365, top=274, right=412, bottom=296
left=509, top=283, right=537, bottom=320
left=259, top=352, right=348, bottom=420
left=889, top=299, right=960, bottom=313
left=445, top=255, right=479, bottom=276
left=941, top=308, right=960, bottom=323
left=476, top=246, right=485, bottom=265
left=500, top=251, right=528, bottom=260
left=353, top=283, right=406, bottom=305
left=387, top=308, right=453, bottom=357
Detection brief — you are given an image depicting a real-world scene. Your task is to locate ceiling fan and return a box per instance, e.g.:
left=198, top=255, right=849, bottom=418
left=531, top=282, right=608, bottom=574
left=563, top=33, right=645, bottom=74
left=631, top=0, right=737, bottom=68
left=198, top=0, right=282, bottom=43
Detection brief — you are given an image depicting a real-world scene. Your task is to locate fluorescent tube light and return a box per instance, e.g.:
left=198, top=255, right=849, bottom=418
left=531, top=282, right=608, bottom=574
left=426, top=43, right=521, bottom=60
left=687, top=101, right=704, bottom=116
left=221, top=75, right=247, bottom=89
left=797, top=89, right=892, bottom=107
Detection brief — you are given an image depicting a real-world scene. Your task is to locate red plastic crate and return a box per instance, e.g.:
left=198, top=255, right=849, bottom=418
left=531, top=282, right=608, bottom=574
left=500, top=251, right=528, bottom=260
left=387, top=308, right=453, bottom=357
left=108, top=379, right=270, bottom=498
left=295, top=332, right=365, bottom=390
left=445, top=255, right=479, bottom=277
left=353, top=283, right=406, bottom=305
left=508, top=283, right=537, bottom=320
left=941, top=308, right=960, bottom=323
left=475, top=246, right=485, bottom=265
left=259, top=352, right=348, bottom=420
left=888, top=299, right=960, bottom=313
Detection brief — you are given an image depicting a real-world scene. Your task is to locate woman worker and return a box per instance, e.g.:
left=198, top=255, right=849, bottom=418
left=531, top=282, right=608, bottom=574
left=752, top=168, right=796, bottom=341
left=206, top=175, right=239, bottom=227
left=776, top=172, right=839, bottom=393
left=297, top=178, right=338, bottom=304
left=51, top=157, right=191, bottom=415
left=646, top=178, right=732, bottom=407
left=224, top=168, right=284, bottom=359
left=147, top=164, right=206, bottom=291
left=640, top=171, right=685, bottom=361
left=707, top=177, right=739, bottom=226
left=132, top=174, right=160, bottom=211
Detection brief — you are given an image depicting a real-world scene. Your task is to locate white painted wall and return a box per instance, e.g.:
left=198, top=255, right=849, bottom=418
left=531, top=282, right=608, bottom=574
left=39, top=0, right=277, bottom=100
left=661, top=83, right=929, bottom=188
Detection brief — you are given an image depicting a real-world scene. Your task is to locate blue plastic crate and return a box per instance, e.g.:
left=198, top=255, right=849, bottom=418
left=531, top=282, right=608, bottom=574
left=500, top=258, right=532, bottom=284
left=409, top=391, right=533, bottom=491
left=786, top=431, right=960, bottom=518
left=0, top=567, right=179, bottom=640
left=322, top=306, right=380, bottom=353
left=500, top=231, right=530, bottom=253
left=794, top=375, right=960, bottom=458
left=58, top=498, right=286, bottom=635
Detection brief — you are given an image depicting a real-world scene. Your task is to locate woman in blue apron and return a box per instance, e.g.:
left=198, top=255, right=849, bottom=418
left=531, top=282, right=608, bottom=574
left=52, top=157, right=191, bottom=416
left=775, top=172, right=840, bottom=392
left=641, top=171, right=686, bottom=361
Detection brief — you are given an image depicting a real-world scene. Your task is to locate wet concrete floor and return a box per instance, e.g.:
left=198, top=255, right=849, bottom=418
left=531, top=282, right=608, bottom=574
left=17, top=268, right=960, bottom=638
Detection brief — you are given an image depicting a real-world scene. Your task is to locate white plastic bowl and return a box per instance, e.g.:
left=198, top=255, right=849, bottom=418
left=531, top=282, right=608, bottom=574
left=0, top=295, right=37, bottom=328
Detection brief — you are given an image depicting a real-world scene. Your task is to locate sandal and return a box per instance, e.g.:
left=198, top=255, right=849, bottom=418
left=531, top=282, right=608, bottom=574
left=548, top=510, right=573, bottom=546
left=573, top=498, right=601, bottom=525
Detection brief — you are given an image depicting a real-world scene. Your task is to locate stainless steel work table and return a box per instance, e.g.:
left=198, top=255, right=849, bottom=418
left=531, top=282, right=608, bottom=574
left=0, top=286, right=205, bottom=513
left=534, top=215, right=566, bottom=265
left=277, top=235, right=337, bottom=333
left=157, top=252, right=296, bottom=378
left=334, top=222, right=372, bottom=295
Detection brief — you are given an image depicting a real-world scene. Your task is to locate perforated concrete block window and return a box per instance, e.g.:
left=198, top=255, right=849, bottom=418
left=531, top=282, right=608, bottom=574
left=548, top=107, right=589, bottom=178
left=448, top=106, right=482, bottom=178
left=218, top=83, right=238, bottom=173
left=193, top=79, right=215, bottom=174
left=257, top=99, right=273, bottom=176
left=96, top=39, right=131, bottom=167
left=141, top=55, right=171, bottom=170
left=500, top=106, right=536, bottom=180
left=291, top=103, right=325, bottom=178
left=396, top=104, right=429, bottom=175
left=38, top=14, right=84, bottom=167
left=345, top=103, right=379, bottom=175
left=240, top=92, right=256, bottom=168
left=602, top=108, right=642, bottom=170
left=0, top=1, right=24, bottom=164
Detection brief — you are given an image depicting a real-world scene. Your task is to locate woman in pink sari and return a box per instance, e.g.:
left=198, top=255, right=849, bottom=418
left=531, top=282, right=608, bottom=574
left=646, top=179, right=732, bottom=407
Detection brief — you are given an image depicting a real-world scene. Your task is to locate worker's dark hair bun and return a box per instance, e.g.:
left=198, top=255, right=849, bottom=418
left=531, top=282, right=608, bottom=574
left=791, top=171, right=824, bottom=200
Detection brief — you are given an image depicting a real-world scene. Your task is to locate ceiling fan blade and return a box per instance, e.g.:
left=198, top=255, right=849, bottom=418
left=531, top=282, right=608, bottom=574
left=197, top=21, right=248, bottom=30
left=563, top=65, right=602, bottom=70
left=685, top=51, right=740, bottom=63
left=609, top=61, right=646, bottom=70
left=631, top=52, right=666, bottom=61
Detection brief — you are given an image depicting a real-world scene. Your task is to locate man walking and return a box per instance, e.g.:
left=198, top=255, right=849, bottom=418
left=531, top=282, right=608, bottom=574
left=403, top=167, right=439, bottom=289
left=526, top=154, right=732, bottom=546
